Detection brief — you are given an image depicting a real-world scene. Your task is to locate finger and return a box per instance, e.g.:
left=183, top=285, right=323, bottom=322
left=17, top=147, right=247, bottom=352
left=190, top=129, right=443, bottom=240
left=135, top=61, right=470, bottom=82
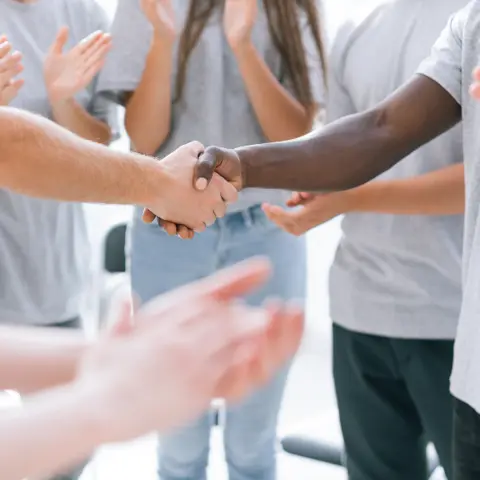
left=262, top=204, right=298, bottom=234
left=49, top=26, right=69, bottom=55
left=142, top=208, right=156, bottom=223
left=0, top=42, right=12, bottom=61
left=82, top=34, right=112, bottom=67
left=141, top=257, right=272, bottom=316
left=176, top=225, right=194, bottom=240
left=0, top=62, right=23, bottom=91
left=76, top=30, right=104, bottom=55
left=1, top=78, right=24, bottom=105
left=218, top=175, right=238, bottom=203
left=213, top=201, right=227, bottom=219
left=190, top=258, right=272, bottom=302
left=107, top=297, right=135, bottom=337
left=0, top=50, right=22, bottom=74
left=157, top=218, right=178, bottom=236
left=470, top=83, right=480, bottom=100
left=0, top=35, right=7, bottom=45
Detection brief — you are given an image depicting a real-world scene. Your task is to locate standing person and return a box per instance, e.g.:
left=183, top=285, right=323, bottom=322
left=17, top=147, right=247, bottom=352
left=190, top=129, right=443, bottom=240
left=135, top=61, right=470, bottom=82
left=97, top=0, right=326, bottom=478
left=262, top=1, right=467, bottom=478
left=0, top=0, right=116, bottom=478
left=188, top=1, right=480, bottom=476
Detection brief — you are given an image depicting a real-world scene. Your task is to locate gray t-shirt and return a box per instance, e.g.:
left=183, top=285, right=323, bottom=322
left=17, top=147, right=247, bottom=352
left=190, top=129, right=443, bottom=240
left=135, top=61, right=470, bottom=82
left=0, top=0, right=117, bottom=325
left=417, top=0, right=480, bottom=411
left=327, top=0, right=465, bottom=339
left=97, top=0, right=326, bottom=213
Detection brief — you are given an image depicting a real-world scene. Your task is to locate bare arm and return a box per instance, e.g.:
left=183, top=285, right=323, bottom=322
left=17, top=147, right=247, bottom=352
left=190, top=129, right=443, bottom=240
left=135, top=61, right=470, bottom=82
left=264, top=163, right=465, bottom=236
left=124, top=36, right=174, bottom=155
left=0, top=327, right=87, bottom=394
left=0, top=106, right=165, bottom=205
left=233, top=42, right=316, bottom=142
left=50, top=98, right=112, bottom=144
left=347, top=163, right=465, bottom=215
left=197, top=76, right=462, bottom=192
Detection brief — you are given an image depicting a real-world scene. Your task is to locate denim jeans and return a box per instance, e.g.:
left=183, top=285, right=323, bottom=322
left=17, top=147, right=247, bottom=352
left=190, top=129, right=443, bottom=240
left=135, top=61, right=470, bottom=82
left=453, top=398, right=480, bottom=480
left=129, top=205, right=307, bottom=480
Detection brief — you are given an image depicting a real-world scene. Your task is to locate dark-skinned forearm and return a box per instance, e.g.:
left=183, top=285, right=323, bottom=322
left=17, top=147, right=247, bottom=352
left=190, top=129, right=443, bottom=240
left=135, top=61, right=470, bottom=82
left=236, top=76, right=461, bottom=192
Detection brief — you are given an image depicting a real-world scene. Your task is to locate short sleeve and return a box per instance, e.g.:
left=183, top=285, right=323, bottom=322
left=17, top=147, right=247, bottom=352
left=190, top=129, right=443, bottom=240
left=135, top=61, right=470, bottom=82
left=416, top=5, right=469, bottom=105
left=326, top=21, right=357, bottom=123
left=96, top=0, right=154, bottom=103
left=83, top=0, right=121, bottom=140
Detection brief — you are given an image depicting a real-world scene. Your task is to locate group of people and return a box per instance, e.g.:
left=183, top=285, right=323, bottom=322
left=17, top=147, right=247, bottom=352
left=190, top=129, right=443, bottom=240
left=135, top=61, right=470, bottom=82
left=0, top=0, right=480, bottom=480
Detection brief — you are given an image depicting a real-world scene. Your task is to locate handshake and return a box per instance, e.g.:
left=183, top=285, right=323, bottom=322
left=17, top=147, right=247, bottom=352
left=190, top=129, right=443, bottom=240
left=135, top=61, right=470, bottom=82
left=142, top=142, right=245, bottom=239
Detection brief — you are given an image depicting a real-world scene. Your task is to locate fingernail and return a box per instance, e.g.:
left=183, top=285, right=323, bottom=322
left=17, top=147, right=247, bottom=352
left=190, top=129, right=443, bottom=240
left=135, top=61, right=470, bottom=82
left=196, top=178, right=207, bottom=190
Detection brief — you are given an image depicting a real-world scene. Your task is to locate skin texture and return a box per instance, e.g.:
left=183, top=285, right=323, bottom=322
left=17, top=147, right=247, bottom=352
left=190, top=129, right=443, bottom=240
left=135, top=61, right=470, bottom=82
left=263, top=163, right=465, bottom=236
left=0, top=258, right=305, bottom=480
left=0, top=107, right=237, bottom=228
left=138, top=0, right=323, bottom=237
left=195, top=76, right=461, bottom=192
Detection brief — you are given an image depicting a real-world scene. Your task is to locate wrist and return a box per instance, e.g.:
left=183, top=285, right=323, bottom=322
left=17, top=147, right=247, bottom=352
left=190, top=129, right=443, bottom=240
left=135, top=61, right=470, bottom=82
left=230, top=38, right=254, bottom=58
left=151, top=29, right=176, bottom=49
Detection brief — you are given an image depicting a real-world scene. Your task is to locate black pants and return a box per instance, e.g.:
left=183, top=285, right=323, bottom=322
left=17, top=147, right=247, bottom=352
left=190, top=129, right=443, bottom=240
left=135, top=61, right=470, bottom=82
left=453, top=398, right=480, bottom=480
left=43, top=317, right=88, bottom=480
left=333, top=324, right=454, bottom=480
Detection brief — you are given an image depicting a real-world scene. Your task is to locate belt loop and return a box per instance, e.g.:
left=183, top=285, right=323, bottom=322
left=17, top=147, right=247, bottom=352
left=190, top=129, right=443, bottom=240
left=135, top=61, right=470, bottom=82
left=242, top=208, right=254, bottom=228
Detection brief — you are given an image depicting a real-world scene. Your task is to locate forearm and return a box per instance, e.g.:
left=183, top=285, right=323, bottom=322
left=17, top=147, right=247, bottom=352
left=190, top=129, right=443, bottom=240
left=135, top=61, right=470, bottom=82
left=50, top=98, right=112, bottom=144
left=0, top=107, right=167, bottom=205
left=125, top=36, right=173, bottom=155
left=0, top=384, right=103, bottom=480
left=0, top=327, right=88, bottom=394
left=347, top=163, right=465, bottom=215
left=233, top=42, right=313, bottom=142
left=236, top=76, right=461, bottom=192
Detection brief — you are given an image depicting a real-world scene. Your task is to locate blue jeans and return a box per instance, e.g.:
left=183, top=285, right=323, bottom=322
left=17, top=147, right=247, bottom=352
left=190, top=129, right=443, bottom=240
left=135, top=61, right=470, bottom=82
left=130, top=205, right=306, bottom=480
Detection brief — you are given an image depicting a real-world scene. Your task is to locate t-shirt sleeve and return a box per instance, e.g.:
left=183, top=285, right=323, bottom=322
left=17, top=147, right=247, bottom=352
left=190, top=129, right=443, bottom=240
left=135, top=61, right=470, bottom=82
left=326, top=21, right=357, bottom=123
left=83, top=0, right=121, bottom=140
left=96, top=0, right=154, bottom=104
left=416, top=5, right=468, bottom=105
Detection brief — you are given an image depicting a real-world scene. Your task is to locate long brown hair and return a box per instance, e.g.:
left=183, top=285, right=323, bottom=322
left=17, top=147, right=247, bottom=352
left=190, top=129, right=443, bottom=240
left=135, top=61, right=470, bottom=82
left=174, top=0, right=327, bottom=108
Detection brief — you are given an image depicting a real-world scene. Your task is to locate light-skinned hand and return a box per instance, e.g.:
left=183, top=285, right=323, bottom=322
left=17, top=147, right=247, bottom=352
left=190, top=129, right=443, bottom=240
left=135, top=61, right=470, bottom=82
left=143, top=141, right=238, bottom=233
left=75, top=258, right=304, bottom=443
left=44, top=28, right=112, bottom=103
left=0, top=36, right=24, bottom=105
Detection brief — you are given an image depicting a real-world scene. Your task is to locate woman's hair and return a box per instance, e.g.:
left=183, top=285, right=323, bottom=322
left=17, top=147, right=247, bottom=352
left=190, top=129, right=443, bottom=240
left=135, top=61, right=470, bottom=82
left=174, top=0, right=327, bottom=108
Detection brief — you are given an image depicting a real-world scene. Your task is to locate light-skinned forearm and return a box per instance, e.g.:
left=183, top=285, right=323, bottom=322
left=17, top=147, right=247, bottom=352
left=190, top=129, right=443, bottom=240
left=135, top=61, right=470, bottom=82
left=125, top=35, right=174, bottom=155
left=0, top=106, right=166, bottom=205
left=233, top=42, right=314, bottom=142
left=345, top=163, right=465, bottom=215
left=0, top=327, right=88, bottom=394
left=237, top=76, right=462, bottom=191
left=50, top=97, right=112, bottom=144
left=0, top=383, right=103, bottom=480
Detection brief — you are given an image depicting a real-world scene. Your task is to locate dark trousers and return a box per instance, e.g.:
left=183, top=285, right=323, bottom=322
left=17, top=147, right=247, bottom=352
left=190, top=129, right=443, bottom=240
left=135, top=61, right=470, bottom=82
left=43, top=317, right=88, bottom=480
left=453, top=398, right=480, bottom=480
left=333, top=324, right=454, bottom=480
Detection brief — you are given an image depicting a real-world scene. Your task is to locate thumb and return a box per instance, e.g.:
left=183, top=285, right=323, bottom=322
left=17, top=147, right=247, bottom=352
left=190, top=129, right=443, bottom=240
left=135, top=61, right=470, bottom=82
left=262, top=204, right=295, bottom=225
left=194, top=148, right=219, bottom=191
left=50, top=26, right=69, bottom=55
left=142, top=208, right=156, bottom=223
left=106, top=296, right=136, bottom=337
left=141, top=257, right=272, bottom=317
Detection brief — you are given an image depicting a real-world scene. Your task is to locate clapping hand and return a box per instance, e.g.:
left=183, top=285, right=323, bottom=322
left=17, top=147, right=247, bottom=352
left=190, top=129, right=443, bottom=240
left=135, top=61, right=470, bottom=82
left=141, top=0, right=176, bottom=42
left=78, top=258, right=304, bottom=442
left=0, top=36, right=24, bottom=105
left=44, top=27, right=112, bottom=103
left=224, top=0, right=258, bottom=50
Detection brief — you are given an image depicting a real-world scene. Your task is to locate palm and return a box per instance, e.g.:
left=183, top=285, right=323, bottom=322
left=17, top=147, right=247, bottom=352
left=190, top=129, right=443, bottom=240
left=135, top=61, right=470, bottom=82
left=224, top=0, right=257, bottom=46
left=141, top=0, right=175, bottom=38
left=44, top=28, right=111, bottom=102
